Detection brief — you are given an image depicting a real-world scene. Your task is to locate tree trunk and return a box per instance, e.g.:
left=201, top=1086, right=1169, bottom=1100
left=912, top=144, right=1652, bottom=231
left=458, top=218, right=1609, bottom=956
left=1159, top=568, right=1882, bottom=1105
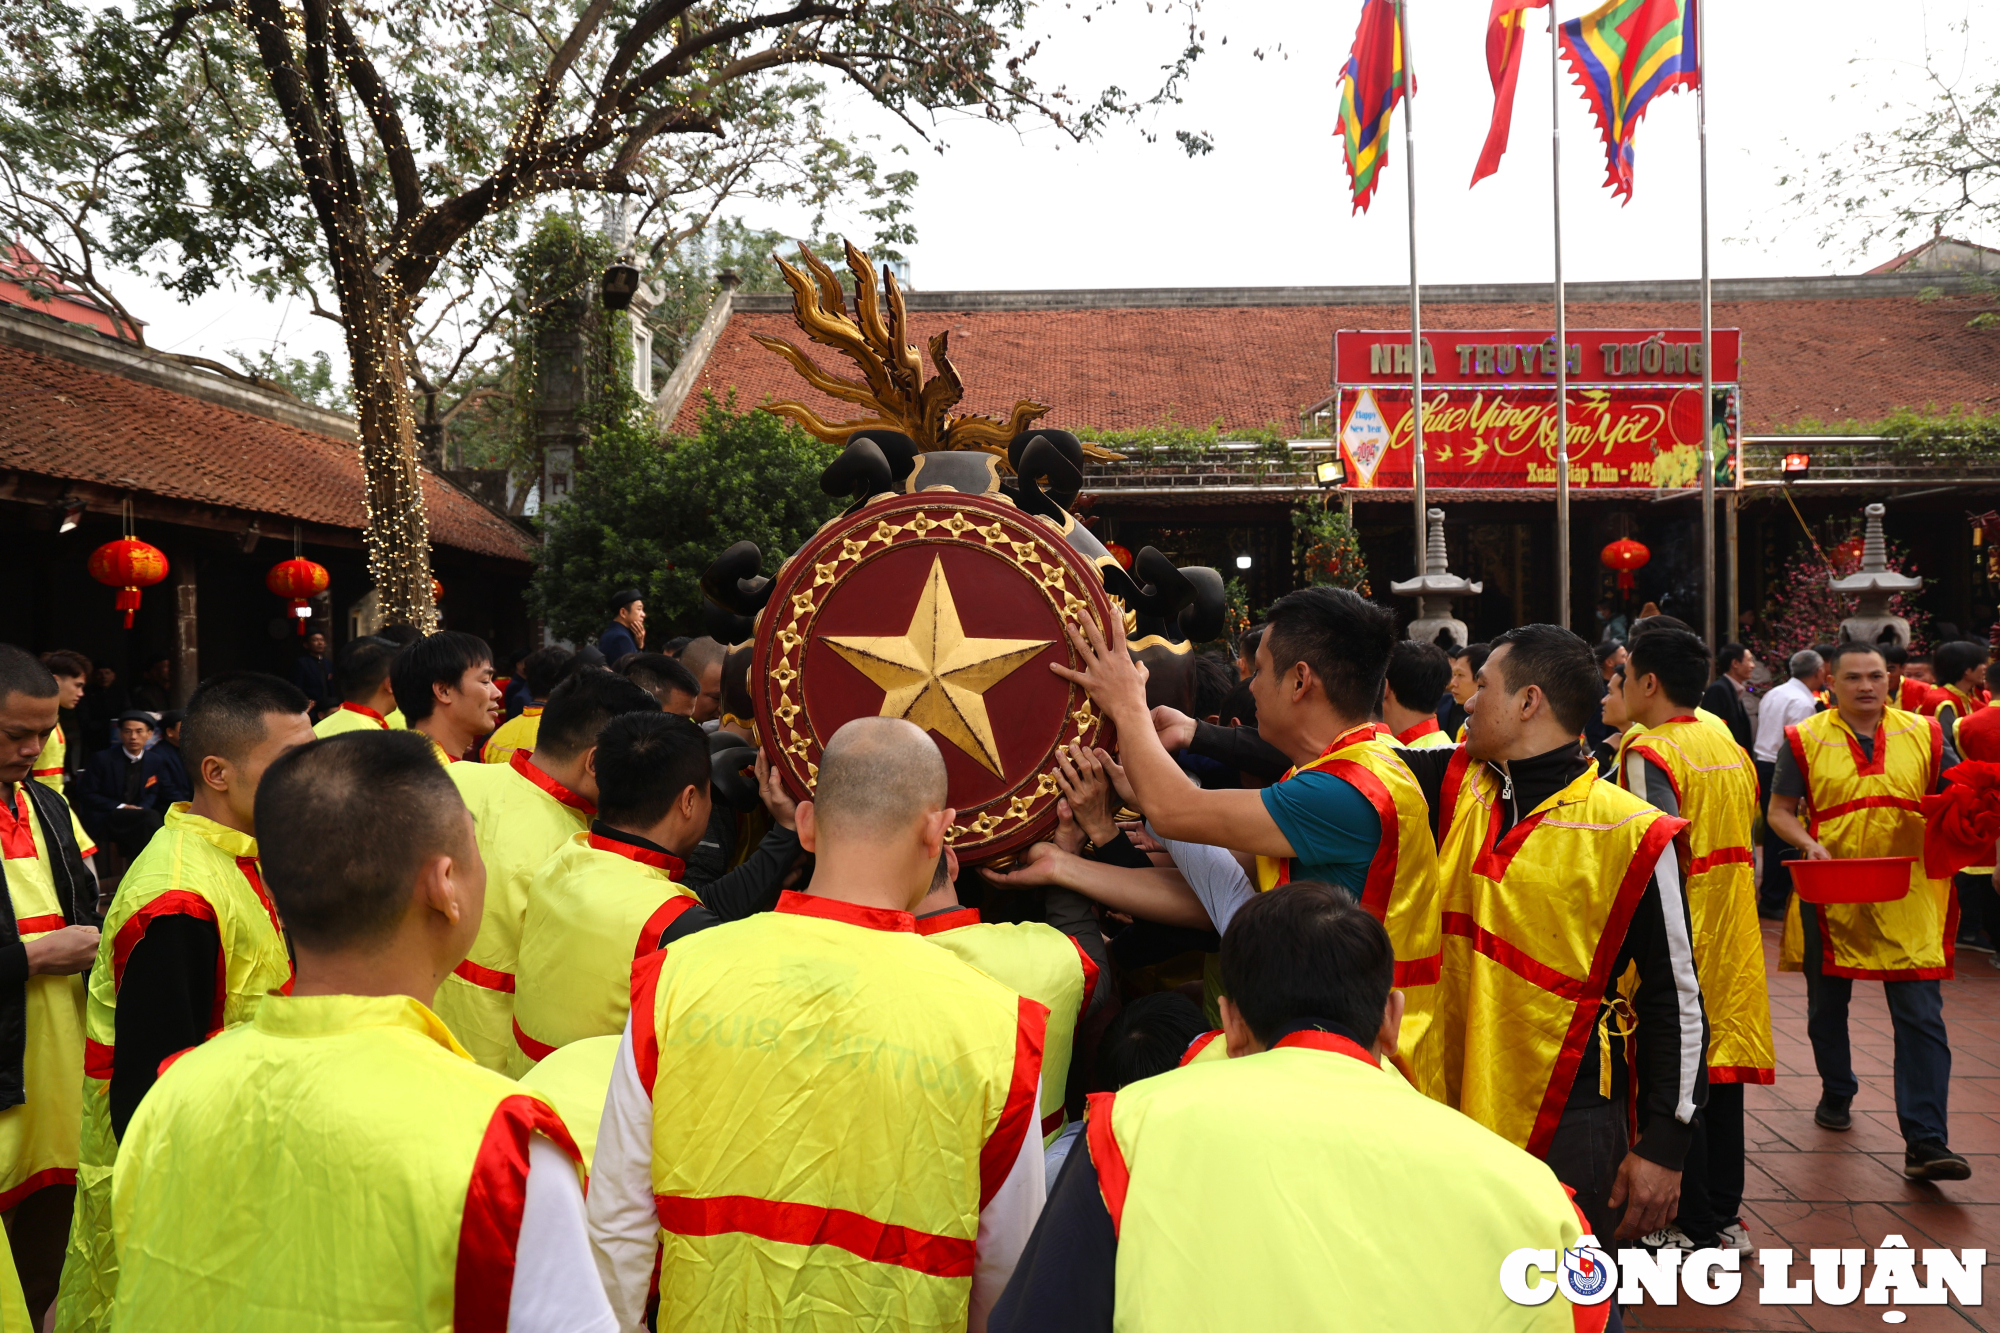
left=338, top=264, right=438, bottom=632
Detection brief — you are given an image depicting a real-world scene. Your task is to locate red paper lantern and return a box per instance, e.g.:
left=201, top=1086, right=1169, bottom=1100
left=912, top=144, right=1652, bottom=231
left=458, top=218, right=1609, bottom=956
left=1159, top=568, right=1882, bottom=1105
left=431, top=577, right=444, bottom=603
left=266, top=558, right=330, bottom=634
left=88, top=538, right=169, bottom=628
left=1600, top=537, right=1651, bottom=592
left=1103, top=541, right=1134, bottom=570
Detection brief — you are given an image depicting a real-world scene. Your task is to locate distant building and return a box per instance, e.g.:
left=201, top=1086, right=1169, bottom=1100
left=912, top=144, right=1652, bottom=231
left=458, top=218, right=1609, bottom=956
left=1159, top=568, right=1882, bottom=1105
left=1865, top=234, right=2000, bottom=276
left=0, top=243, right=143, bottom=341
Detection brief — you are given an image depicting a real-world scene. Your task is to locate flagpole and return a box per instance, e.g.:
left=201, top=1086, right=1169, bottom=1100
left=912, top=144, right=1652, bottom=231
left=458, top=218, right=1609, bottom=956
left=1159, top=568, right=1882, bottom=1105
left=1696, top=0, right=1716, bottom=650
left=1399, top=0, right=1425, bottom=581
left=1549, top=5, right=1570, bottom=630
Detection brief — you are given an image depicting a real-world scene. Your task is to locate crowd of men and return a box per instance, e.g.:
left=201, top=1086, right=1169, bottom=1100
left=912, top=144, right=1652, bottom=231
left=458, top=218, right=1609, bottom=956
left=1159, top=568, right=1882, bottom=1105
left=0, top=581, right=1984, bottom=1331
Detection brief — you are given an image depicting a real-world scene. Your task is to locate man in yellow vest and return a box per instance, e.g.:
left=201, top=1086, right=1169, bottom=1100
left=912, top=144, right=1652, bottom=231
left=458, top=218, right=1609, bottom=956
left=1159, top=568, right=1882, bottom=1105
left=1051, top=586, right=1444, bottom=1098
left=991, top=884, right=1602, bottom=1333
left=389, top=630, right=503, bottom=764
left=1924, top=639, right=1988, bottom=737
left=587, top=717, right=1047, bottom=1331
left=1616, top=628, right=1772, bottom=1256
left=32, top=652, right=89, bottom=792
left=311, top=638, right=400, bottom=738
left=1381, top=640, right=1455, bottom=749
left=918, top=843, right=1105, bottom=1147
left=53, top=671, right=314, bottom=1333
left=1768, top=641, right=1969, bottom=1181
left=106, top=730, right=612, bottom=1331
left=0, top=647, right=99, bottom=1326
left=1386, top=626, right=1707, bottom=1245
left=481, top=644, right=574, bottom=764
left=511, top=712, right=716, bottom=1072
left=436, top=668, right=660, bottom=1070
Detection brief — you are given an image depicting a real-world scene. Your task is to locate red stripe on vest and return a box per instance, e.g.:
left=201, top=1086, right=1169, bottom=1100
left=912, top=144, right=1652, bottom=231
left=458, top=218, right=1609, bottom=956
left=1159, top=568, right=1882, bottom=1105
left=1041, top=1107, right=1067, bottom=1138
left=510, top=749, right=597, bottom=817
left=774, top=890, right=916, bottom=933
left=12, top=913, right=64, bottom=935
left=1070, top=936, right=1101, bottom=1015
left=653, top=1194, right=975, bottom=1279
left=1686, top=846, right=1753, bottom=877
left=1707, top=1064, right=1776, bottom=1085
left=978, top=995, right=1047, bottom=1211
left=1176, top=1030, right=1222, bottom=1067
left=629, top=950, right=668, bottom=1100
left=84, top=1038, right=114, bottom=1080
left=337, top=702, right=388, bottom=727
left=1440, top=912, right=1588, bottom=1001
left=637, top=896, right=698, bottom=957
left=111, top=891, right=217, bottom=986
left=1392, top=952, right=1442, bottom=988
left=587, top=831, right=682, bottom=877
left=1085, top=1090, right=1129, bottom=1236
left=452, top=958, right=516, bottom=993
left=0, top=1167, right=75, bottom=1213
left=454, top=1094, right=583, bottom=1333
left=1272, top=1029, right=1379, bottom=1065
left=156, top=1046, right=195, bottom=1078
left=512, top=1017, right=558, bottom=1063
left=913, top=906, right=981, bottom=936
left=1524, top=813, right=1685, bottom=1161
left=1315, top=758, right=1401, bottom=923
left=1438, top=746, right=1474, bottom=847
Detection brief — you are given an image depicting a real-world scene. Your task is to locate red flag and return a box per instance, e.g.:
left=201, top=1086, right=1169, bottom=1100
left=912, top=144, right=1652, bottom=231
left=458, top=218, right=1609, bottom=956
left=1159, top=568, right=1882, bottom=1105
left=1470, top=0, right=1549, bottom=187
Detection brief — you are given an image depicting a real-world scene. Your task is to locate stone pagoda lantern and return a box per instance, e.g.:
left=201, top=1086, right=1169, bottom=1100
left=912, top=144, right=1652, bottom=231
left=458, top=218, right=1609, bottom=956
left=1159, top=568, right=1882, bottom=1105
left=1831, top=503, right=1923, bottom=647
left=1391, top=508, right=1483, bottom=648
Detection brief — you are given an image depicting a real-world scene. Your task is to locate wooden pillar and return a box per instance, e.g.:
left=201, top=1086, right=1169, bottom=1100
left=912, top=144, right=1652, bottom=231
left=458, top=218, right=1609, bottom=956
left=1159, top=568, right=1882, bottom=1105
left=173, top=561, right=198, bottom=706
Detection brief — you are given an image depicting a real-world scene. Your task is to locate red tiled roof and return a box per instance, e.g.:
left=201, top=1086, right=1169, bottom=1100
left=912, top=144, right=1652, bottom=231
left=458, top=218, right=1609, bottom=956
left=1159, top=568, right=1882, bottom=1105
left=0, top=342, right=531, bottom=563
left=675, top=296, right=2000, bottom=436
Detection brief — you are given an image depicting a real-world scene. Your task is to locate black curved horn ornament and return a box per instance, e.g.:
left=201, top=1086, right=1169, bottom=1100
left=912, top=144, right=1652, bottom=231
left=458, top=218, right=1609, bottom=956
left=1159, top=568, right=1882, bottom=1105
left=700, top=541, right=774, bottom=615
left=847, top=429, right=920, bottom=484
left=1010, top=436, right=1084, bottom=523
left=819, top=438, right=894, bottom=511
left=700, top=598, right=756, bottom=646
left=1175, top=565, right=1227, bottom=643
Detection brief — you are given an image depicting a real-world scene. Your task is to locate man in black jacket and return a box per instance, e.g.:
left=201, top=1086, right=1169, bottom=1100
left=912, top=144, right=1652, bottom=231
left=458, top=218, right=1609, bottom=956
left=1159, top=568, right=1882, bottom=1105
left=76, top=712, right=188, bottom=862
left=0, top=645, right=100, bottom=1323
left=1700, top=642, right=1757, bottom=751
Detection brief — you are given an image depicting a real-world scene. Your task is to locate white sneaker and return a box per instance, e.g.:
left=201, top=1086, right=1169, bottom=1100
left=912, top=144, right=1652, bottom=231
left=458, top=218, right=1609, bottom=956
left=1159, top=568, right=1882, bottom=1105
left=1719, top=1222, right=1754, bottom=1254
left=1639, top=1226, right=1700, bottom=1253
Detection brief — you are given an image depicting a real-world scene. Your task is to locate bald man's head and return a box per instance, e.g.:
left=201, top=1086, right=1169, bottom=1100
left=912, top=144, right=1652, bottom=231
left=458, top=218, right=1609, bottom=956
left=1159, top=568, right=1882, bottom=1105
left=812, top=717, right=948, bottom=840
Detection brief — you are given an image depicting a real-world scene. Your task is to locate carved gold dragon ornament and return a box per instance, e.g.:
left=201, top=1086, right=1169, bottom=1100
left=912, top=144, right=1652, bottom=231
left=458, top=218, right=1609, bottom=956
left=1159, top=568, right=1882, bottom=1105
left=750, top=241, right=1121, bottom=462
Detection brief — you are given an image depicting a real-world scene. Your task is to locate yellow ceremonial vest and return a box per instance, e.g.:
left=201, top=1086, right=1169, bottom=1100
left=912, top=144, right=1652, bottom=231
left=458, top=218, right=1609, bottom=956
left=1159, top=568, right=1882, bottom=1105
left=385, top=708, right=407, bottom=729
left=1091, top=1032, right=1590, bottom=1333
left=1779, top=708, right=1952, bottom=980
left=1621, top=718, right=1774, bottom=1083
left=433, top=752, right=595, bottom=1071
left=635, top=892, right=1046, bottom=1333
left=917, top=907, right=1096, bottom=1144
left=481, top=706, right=542, bottom=765
left=1431, top=753, right=1684, bottom=1155
left=31, top=723, right=65, bottom=789
left=312, top=702, right=389, bottom=739
left=0, top=785, right=91, bottom=1215
left=1393, top=718, right=1454, bottom=750
left=56, top=806, right=293, bottom=1333
left=517, top=1033, right=620, bottom=1174
left=1253, top=724, right=1444, bottom=1100
left=108, top=994, right=580, bottom=1333
left=509, top=831, right=700, bottom=1076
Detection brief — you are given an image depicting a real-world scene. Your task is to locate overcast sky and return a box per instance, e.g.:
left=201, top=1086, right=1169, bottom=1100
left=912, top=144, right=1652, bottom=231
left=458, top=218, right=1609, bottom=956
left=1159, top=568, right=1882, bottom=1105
left=112, top=0, right=1986, bottom=374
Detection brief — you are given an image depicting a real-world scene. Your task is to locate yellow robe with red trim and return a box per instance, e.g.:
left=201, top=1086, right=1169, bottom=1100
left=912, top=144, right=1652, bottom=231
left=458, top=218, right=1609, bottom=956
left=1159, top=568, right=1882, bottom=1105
left=1621, top=717, right=1774, bottom=1083
left=1253, top=724, right=1444, bottom=1101
left=1778, top=707, right=1953, bottom=979
left=1430, top=751, right=1685, bottom=1155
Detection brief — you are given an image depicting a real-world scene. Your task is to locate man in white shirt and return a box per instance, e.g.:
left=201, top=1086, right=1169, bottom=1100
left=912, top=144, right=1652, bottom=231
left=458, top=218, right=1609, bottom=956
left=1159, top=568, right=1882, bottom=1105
left=1752, top=648, right=1827, bottom=916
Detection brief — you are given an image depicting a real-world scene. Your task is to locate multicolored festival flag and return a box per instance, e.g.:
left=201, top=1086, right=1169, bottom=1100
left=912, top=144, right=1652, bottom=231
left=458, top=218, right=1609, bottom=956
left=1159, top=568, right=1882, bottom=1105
left=1336, top=0, right=1408, bottom=214
left=1470, top=0, right=1548, bottom=187
left=1557, top=0, right=1699, bottom=202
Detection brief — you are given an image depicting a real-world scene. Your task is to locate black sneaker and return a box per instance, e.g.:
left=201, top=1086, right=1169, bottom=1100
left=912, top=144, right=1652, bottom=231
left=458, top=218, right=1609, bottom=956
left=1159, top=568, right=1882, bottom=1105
left=1904, top=1141, right=1971, bottom=1181
left=1814, top=1093, right=1852, bottom=1131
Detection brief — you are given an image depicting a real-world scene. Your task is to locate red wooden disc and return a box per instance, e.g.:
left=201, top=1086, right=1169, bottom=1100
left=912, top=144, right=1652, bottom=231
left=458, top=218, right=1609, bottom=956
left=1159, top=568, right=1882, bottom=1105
left=753, top=490, right=1119, bottom=863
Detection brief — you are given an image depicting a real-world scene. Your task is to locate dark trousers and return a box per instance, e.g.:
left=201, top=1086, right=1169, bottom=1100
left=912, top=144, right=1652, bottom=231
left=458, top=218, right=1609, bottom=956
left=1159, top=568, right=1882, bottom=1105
left=1799, top=901, right=1952, bottom=1146
left=92, top=806, right=164, bottom=864
left=1957, top=871, right=1999, bottom=945
left=1674, top=1082, right=1745, bottom=1245
left=4, top=1181, right=74, bottom=1326
left=1754, top=759, right=1791, bottom=914
left=1543, top=1099, right=1629, bottom=1243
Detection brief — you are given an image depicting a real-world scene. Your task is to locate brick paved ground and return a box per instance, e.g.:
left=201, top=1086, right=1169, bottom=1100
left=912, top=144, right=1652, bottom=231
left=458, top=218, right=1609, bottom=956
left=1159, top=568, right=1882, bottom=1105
left=1623, top=922, right=2000, bottom=1331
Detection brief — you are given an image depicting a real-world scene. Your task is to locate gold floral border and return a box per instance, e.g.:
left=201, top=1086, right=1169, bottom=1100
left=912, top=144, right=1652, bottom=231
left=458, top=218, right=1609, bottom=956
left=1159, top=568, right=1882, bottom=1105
left=757, top=493, right=1111, bottom=854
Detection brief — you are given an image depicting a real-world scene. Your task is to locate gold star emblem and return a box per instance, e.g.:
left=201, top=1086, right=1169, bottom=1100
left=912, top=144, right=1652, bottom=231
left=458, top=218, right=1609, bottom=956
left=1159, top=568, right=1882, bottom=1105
left=824, top=555, right=1052, bottom=776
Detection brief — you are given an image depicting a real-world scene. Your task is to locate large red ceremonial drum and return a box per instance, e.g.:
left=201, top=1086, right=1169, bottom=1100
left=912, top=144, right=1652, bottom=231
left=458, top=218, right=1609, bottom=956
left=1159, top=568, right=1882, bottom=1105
left=754, top=490, right=1119, bottom=863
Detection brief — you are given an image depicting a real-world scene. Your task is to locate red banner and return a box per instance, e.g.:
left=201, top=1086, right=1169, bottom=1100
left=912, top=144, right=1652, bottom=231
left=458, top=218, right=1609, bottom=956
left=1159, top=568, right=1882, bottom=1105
left=1335, top=328, right=1740, bottom=386
left=1336, top=384, right=1740, bottom=490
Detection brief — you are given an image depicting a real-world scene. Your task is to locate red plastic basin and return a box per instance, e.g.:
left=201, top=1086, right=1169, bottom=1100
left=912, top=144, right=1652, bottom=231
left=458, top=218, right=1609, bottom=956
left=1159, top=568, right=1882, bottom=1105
left=1791, top=856, right=1914, bottom=904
